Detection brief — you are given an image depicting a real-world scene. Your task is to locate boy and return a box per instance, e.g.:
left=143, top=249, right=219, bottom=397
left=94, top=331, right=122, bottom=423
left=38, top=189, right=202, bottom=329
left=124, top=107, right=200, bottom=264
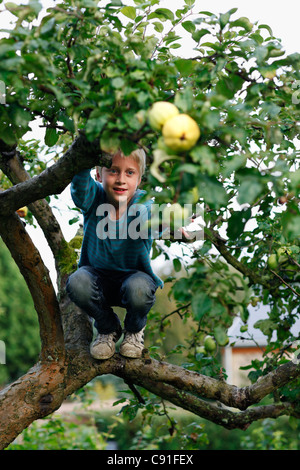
left=66, top=148, right=163, bottom=360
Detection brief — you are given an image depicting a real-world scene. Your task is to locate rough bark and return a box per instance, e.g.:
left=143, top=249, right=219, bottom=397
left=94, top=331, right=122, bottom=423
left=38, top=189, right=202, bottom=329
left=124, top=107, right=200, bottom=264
left=0, top=134, right=100, bottom=216
left=1, top=340, right=299, bottom=449
left=0, top=213, right=64, bottom=361
left=0, top=137, right=299, bottom=450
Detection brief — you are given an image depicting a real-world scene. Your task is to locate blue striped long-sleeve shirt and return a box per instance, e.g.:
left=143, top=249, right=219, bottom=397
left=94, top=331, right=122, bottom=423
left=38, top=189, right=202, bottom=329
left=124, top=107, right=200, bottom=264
left=70, top=169, right=163, bottom=289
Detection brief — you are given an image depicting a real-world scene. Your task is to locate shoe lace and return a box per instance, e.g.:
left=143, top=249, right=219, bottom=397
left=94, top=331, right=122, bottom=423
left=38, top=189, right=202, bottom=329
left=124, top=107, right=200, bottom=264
left=125, top=329, right=144, bottom=346
left=96, top=332, right=116, bottom=345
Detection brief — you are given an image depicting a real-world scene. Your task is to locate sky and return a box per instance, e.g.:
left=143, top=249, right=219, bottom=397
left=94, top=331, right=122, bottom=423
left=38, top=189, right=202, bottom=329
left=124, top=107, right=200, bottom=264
left=0, top=0, right=299, bottom=285
left=161, top=0, right=299, bottom=55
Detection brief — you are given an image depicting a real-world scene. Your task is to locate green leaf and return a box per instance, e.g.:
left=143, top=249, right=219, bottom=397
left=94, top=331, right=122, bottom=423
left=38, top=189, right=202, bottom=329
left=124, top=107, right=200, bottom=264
left=100, top=131, right=120, bottom=154
left=153, top=21, right=164, bottom=33
left=260, top=101, right=281, bottom=118
left=216, top=74, right=244, bottom=99
left=181, top=20, right=195, bottom=34
left=44, top=127, right=59, bottom=147
left=222, top=154, right=247, bottom=179
left=201, top=109, right=221, bottom=130
left=230, top=17, right=253, bottom=33
left=173, top=258, right=182, bottom=272
left=199, top=11, right=214, bottom=16
left=0, top=126, right=17, bottom=146
left=219, top=11, right=231, bottom=30
left=237, top=179, right=263, bottom=205
left=190, top=146, right=218, bottom=176
left=148, top=8, right=174, bottom=22
left=86, top=115, right=108, bottom=141
left=282, top=214, right=300, bottom=241
left=197, top=175, right=228, bottom=208
left=254, top=319, right=277, bottom=338
left=120, top=139, right=137, bottom=156
left=191, top=28, right=210, bottom=43
left=5, top=2, right=23, bottom=16
left=227, top=208, right=252, bottom=239
left=253, top=45, right=269, bottom=63
left=213, top=325, right=229, bottom=346
left=258, top=24, right=273, bottom=37
left=120, top=6, right=136, bottom=20
left=174, top=86, right=194, bottom=112
left=11, top=107, right=31, bottom=128
left=39, top=16, right=56, bottom=37
left=111, top=77, right=125, bottom=89
left=174, top=58, right=194, bottom=77
left=191, top=292, right=212, bottom=320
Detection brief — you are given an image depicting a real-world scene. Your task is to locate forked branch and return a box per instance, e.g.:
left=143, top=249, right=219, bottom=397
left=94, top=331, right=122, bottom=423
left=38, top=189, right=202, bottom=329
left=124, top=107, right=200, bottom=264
left=0, top=212, right=65, bottom=361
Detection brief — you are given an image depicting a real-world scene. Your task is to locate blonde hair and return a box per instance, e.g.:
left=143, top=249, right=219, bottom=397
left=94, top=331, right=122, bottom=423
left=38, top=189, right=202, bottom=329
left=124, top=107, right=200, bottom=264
left=96, top=148, right=146, bottom=178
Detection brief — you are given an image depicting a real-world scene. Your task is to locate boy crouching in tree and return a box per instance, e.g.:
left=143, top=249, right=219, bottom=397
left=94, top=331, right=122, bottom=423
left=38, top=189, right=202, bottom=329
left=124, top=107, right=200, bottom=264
left=66, top=148, right=163, bottom=360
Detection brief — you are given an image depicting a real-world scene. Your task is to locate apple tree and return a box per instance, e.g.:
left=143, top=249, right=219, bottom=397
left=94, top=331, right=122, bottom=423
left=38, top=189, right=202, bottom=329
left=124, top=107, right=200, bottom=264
left=0, top=0, right=299, bottom=449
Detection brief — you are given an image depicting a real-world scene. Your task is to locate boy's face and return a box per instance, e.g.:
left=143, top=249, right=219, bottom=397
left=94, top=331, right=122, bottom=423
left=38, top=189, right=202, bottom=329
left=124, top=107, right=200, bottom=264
left=97, top=153, right=141, bottom=209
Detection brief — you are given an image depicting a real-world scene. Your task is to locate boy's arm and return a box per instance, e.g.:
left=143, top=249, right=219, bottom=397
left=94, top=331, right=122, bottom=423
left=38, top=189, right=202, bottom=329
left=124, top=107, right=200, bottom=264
left=71, top=169, right=102, bottom=213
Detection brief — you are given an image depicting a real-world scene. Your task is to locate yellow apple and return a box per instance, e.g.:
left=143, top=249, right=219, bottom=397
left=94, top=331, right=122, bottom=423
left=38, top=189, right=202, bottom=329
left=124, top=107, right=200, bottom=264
left=16, top=206, right=28, bottom=218
left=162, top=114, right=200, bottom=152
left=148, top=101, right=180, bottom=131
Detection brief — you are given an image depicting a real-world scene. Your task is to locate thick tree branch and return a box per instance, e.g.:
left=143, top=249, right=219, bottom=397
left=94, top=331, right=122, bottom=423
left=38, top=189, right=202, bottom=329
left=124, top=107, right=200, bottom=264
left=109, top=353, right=300, bottom=411
left=1, top=343, right=299, bottom=449
left=0, top=362, right=66, bottom=450
left=0, top=149, right=66, bottom=266
left=0, top=212, right=65, bottom=361
left=0, top=133, right=101, bottom=216
left=130, top=377, right=295, bottom=430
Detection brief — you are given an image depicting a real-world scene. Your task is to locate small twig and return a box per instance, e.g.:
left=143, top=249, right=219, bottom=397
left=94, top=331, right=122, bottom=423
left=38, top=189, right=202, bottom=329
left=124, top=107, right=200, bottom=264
left=160, top=303, right=191, bottom=329
left=124, top=380, right=145, bottom=404
left=161, top=399, right=177, bottom=436
left=270, top=270, right=300, bottom=298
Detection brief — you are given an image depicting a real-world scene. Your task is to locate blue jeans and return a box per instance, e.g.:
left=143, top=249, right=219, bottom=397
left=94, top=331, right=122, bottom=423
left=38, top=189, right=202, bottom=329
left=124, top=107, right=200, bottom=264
left=66, top=266, right=157, bottom=334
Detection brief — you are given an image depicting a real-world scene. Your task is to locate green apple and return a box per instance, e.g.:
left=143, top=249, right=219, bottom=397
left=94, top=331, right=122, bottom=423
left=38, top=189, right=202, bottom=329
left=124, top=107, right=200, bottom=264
left=148, top=101, right=180, bottom=131
left=277, top=246, right=292, bottom=264
left=251, top=297, right=260, bottom=307
left=162, top=114, right=200, bottom=152
left=240, top=325, right=248, bottom=333
left=267, top=254, right=278, bottom=270
left=204, top=335, right=217, bottom=353
left=284, top=263, right=298, bottom=277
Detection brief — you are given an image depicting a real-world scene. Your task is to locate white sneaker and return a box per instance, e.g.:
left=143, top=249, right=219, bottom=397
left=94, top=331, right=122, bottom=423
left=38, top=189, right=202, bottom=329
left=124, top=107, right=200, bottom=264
left=119, top=328, right=145, bottom=358
left=90, top=330, right=121, bottom=360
